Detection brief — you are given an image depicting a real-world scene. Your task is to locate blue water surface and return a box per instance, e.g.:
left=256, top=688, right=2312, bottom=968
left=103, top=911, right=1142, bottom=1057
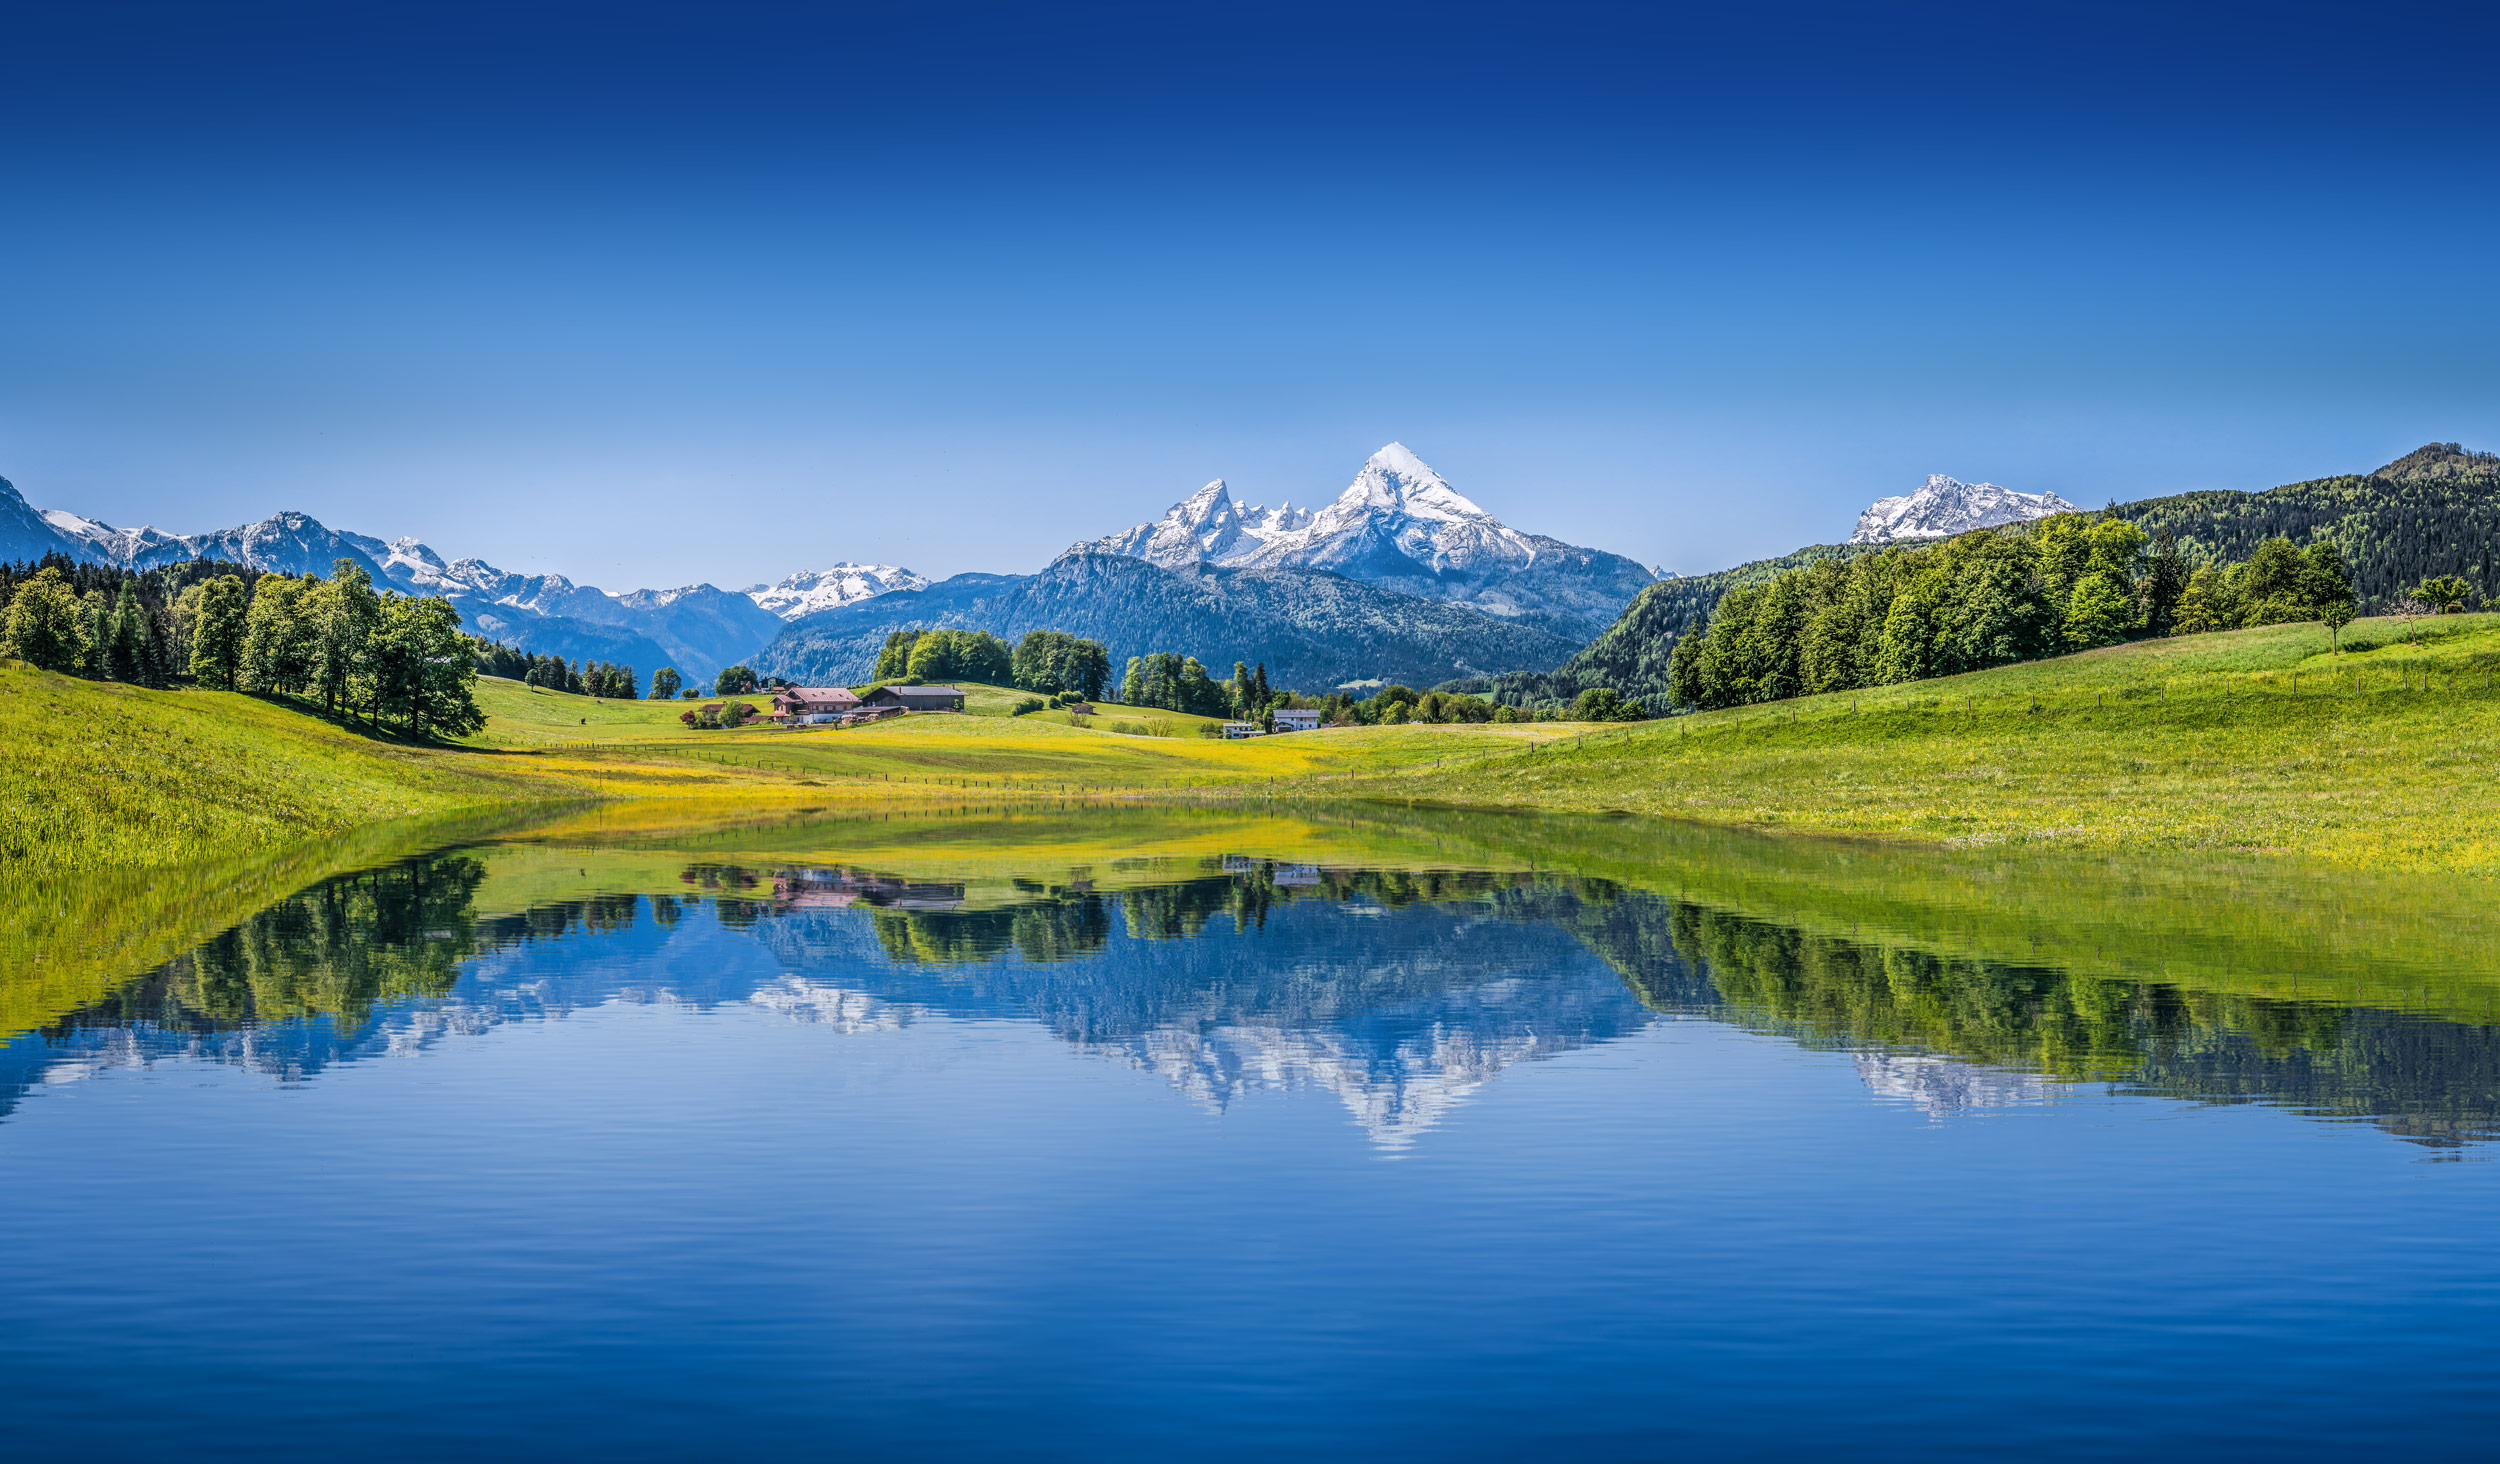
left=2, top=838, right=2496, bottom=1461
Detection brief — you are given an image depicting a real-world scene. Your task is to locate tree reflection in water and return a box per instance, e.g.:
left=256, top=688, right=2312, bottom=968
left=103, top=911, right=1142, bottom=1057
left=10, top=846, right=2500, bottom=1149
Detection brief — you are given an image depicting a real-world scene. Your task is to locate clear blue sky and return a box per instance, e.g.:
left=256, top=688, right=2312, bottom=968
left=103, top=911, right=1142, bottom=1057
left=4, top=0, right=2495, bottom=590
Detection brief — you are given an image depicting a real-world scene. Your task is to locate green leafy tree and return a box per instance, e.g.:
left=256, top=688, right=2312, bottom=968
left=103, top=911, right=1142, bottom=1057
left=650, top=666, right=682, bottom=700
left=365, top=594, right=483, bottom=737
left=2415, top=573, right=2474, bottom=613
left=189, top=575, right=250, bottom=689
left=313, top=560, right=381, bottom=718
left=2172, top=564, right=2237, bottom=634
left=242, top=575, right=322, bottom=694
left=1570, top=686, right=1625, bottom=721
left=715, top=664, right=758, bottom=696
left=873, top=630, right=922, bottom=679
left=1, top=566, right=91, bottom=673
left=2063, top=572, right=2136, bottom=648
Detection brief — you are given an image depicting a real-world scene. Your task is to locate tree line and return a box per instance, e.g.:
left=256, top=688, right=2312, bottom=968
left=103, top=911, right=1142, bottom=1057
left=471, top=640, right=650, bottom=699
left=871, top=628, right=1113, bottom=701
left=0, top=552, right=483, bottom=738
left=1667, top=517, right=2358, bottom=710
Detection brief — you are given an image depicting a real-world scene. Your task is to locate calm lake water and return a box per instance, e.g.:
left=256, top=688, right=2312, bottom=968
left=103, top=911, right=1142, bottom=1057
left=6, top=803, right=2500, bottom=1460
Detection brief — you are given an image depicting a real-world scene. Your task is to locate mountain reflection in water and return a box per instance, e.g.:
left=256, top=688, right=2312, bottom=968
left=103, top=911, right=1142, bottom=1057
left=11, top=843, right=2500, bottom=1150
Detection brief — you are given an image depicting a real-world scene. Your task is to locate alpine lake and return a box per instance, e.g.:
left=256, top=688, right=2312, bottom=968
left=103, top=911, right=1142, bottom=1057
left=9, top=798, right=2500, bottom=1461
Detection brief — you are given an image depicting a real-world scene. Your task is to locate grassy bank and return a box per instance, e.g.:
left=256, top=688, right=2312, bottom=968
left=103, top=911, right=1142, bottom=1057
left=16, top=614, right=2500, bottom=881
left=0, top=664, right=1563, bottom=873
left=1295, top=613, right=2500, bottom=870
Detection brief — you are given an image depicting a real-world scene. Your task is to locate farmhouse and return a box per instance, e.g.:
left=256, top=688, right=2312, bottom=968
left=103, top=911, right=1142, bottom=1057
left=1270, top=709, right=1323, bottom=733
left=863, top=684, right=968, bottom=713
left=772, top=686, right=861, bottom=719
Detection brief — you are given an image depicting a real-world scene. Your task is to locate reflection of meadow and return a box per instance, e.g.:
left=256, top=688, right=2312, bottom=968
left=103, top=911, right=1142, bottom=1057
left=10, top=804, right=2500, bottom=1150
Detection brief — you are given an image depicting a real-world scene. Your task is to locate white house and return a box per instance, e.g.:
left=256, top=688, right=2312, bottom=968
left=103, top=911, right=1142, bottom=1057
left=1271, top=709, right=1323, bottom=732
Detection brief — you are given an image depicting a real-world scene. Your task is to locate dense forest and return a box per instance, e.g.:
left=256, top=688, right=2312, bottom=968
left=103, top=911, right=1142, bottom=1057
left=1666, top=520, right=2355, bottom=709
left=0, top=551, right=484, bottom=737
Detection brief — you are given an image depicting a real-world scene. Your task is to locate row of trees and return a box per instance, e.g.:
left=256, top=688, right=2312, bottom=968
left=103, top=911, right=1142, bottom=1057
left=0, top=554, right=284, bottom=689
left=1666, top=517, right=2358, bottom=710
left=0, top=555, right=482, bottom=737
left=471, top=641, right=652, bottom=699
left=872, top=628, right=1113, bottom=700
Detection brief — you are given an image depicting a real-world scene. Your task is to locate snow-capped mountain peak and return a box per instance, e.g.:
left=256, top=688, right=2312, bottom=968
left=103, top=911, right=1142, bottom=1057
left=743, top=563, right=929, bottom=620
left=1849, top=474, right=2077, bottom=544
left=1062, top=441, right=1655, bottom=637
left=1335, top=441, right=1494, bottom=524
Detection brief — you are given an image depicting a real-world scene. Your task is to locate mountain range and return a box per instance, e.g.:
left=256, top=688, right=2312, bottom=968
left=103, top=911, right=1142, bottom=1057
left=751, top=551, right=1583, bottom=690
left=1078, top=443, right=1657, bottom=639
left=2, top=443, right=1655, bottom=691
left=1, top=476, right=922, bottom=682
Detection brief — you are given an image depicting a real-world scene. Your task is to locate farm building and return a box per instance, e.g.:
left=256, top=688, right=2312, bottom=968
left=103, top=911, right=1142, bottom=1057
left=1271, top=709, right=1323, bottom=732
left=863, top=684, right=968, bottom=712
left=772, top=686, right=862, bottom=719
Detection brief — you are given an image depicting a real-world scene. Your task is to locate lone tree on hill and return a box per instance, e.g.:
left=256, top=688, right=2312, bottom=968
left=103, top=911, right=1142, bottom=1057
left=650, top=666, right=681, bottom=700
left=2415, top=574, right=2475, bottom=614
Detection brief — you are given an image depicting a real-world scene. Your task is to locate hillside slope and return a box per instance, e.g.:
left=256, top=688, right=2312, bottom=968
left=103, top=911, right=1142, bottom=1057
left=1334, top=613, right=2500, bottom=869
left=1481, top=443, right=2500, bottom=705
left=754, top=551, right=1580, bottom=689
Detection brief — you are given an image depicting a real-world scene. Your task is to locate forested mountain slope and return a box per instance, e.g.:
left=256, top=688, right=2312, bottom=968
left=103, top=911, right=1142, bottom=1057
left=2109, top=447, right=2500, bottom=608
left=1460, top=443, right=2500, bottom=706
left=753, top=551, right=1579, bottom=690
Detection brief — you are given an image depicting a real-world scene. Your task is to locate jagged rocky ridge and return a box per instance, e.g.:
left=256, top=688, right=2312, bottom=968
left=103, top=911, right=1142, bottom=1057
left=1077, top=443, right=1658, bottom=639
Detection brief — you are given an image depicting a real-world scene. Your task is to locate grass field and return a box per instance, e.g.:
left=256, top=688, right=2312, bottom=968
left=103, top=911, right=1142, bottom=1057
left=1302, top=613, right=2500, bottom=869
left=18, top=614, right=2500, bottom=881
left=0, top=665, right=1564, bottom=873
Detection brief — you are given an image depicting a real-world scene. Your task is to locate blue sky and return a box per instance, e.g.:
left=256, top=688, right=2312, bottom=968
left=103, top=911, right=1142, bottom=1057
left=4, top=0, right=2496, bottom=590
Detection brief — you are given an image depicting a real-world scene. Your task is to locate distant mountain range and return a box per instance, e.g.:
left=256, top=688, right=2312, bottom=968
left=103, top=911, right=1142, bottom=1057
left=1850, top=474, right=2075, bottom=544
left=752, top=551, right=1582, bottom=690
left=0, top=476, right=923, bottom=682
left=1078, top=443, right=1657, bottom=639
left=1, top=442, right=1655, bottom=692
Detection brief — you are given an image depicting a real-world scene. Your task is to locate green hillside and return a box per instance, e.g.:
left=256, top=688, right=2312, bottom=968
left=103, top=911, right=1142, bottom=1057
left=2110, top=449, right=2500, bottom=609
left=1310, top=612, right=2500, bottom=870
left=1463, top=442, right=2500, bottom=707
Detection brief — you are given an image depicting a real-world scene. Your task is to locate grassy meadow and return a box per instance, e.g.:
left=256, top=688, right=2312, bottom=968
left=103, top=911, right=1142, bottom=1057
left=15, top=614, right=2500, bottom=886
left=1300, top=613, right=2500, bottom=870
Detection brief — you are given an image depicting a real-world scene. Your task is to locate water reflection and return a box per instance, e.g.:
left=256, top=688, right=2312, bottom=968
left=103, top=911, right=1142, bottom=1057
left=11, top=838, right=2500, bottom=1149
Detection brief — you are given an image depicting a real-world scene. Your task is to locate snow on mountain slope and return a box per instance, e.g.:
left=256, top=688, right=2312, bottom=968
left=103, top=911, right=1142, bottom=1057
left=0, top=478, right=90, bottom=564
left=744, top=563, right=929, bottom=619
left=1073, top=443, right=1654, bottom=638
left=39, top=508, right=186, bottom=564
left=1850, top=475, right=2077, bottom=544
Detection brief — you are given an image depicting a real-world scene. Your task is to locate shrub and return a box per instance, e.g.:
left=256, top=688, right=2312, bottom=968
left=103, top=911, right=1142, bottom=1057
left=1011, top=696, right=1045, bottom=716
